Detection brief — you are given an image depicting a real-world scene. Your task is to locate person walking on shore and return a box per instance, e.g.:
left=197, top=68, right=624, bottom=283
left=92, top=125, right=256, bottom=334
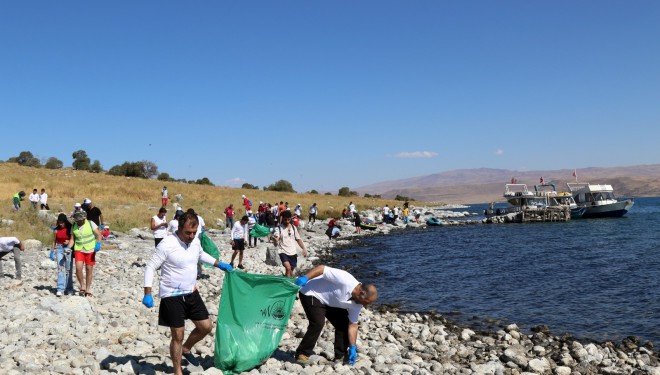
left=142, top=211, right=232, bottom=375
left=39, top=188, right=50, bottom=210
left=272, top=210, right=308, bottom=277
left=353, top=211, right=361, bottom=234
left=151, top=207, right=168, bottom=247
left=70, top=210, right=102, bottom=297
left=308, top=203, right=317, bottom=226
left=224, top=204, right=235, bottom=229
left=161, top=186, right=168, bottom=207
left=242, top=194, right=251, bottom=214
left=83, top=198, right=104, bottom=228
left=52, top=213, right=74, bottom=296
left=294, top=265, right=378, bottom=366
left=0, top=237, right=24, bottom=280
left=229, top=215, right=249, bottom=269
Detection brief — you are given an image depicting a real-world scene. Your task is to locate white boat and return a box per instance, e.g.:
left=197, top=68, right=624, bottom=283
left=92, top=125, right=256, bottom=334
left=534, top=183, right=586, bottom=219
left=566, top=183, right=634, bottom=218
left=485, top=184, right=548, bottom=216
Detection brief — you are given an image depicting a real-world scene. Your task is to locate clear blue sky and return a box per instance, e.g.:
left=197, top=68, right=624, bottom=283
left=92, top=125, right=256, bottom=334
left=2, top=2, right=659, bottom=192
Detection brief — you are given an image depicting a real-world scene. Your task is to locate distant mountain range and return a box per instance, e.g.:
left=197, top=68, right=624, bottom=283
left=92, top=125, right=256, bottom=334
left=356, top=164, right=660, bottom=204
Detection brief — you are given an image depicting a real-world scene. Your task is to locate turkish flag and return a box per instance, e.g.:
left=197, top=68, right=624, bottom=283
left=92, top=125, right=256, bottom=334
left=540, top=176, right=544, bottom=183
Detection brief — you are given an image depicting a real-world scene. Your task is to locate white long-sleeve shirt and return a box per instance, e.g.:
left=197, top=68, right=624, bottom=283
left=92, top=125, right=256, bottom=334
left=144, top=233, right=216, bottom=298
left=231, top=221, right=248, bottom=240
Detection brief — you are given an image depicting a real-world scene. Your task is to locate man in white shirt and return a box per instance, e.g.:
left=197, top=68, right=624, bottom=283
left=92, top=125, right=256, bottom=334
left=143, top=211, right=232, bottom=375
left=39, top=188, right=49, bottom=210
left=229, top=215, right=249, bottom=269
left=151, top=207, right=168, bottom=247
left=294, top=265, right=377, bottom=366
left=0, top=237, right=24, bottom=280
left=28, top=189, right=39, bottom=209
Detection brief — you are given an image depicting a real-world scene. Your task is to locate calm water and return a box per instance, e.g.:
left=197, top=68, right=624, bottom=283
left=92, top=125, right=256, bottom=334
left=332, top=197, right=660, bottom=344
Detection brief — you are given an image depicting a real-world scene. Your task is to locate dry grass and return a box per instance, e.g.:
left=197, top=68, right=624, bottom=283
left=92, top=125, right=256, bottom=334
left=0, top=162, right=412, bottom=244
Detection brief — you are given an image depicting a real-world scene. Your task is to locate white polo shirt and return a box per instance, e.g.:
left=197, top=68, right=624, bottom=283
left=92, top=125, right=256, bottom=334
left=300, top=266, right=363, bottom=323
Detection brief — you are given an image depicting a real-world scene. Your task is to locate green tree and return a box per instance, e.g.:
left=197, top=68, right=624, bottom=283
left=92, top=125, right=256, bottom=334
left=241, top=183, right=259, bottom=190
left=44, top=157, right=64, bottom=169
left=72, top=150, right=91, bottom=170
left=265, top=179, right=295, bottom=193
left=338, top=187, right=351, bottom=197
left=8, top=151, right=41, bottom=167
left=395, top=195, right=415, bottom=201
left=157, top=172, right=171, bottom=181
left=195, top=177, right=214, bottom=186
left=89, top=160, right=103, bottom=173
left=108, top=160, right=158, bottom=178
left=308, top=189, right=319, bottom=194
left=324, top=192, right=332, bottom=195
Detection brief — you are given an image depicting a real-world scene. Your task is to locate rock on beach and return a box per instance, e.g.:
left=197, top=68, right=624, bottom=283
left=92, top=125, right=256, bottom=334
left=0, top=206, right=657, bottom=374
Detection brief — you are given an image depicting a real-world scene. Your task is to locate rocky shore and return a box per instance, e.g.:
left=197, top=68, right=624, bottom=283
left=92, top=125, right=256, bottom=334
left=0, top=206, right=658, bottom=374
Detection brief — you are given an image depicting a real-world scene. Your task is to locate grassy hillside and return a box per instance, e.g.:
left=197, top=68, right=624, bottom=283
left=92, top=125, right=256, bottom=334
left=0, top=163, right=408, bottom=244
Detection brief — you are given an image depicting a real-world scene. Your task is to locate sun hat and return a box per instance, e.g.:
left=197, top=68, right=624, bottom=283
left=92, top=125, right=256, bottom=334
left=57, top=213, right=69, bottom=223
left=74, top=202, right=82, bottom=208
left=241, top=195, right=246, bottom=198
left=73, top=210, right=87, bottom=220
left=84, top=198, right=91, bottom=204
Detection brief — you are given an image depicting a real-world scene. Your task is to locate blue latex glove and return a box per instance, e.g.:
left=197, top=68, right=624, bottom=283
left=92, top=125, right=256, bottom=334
left=217, top=262, right=233, bottom=272
left=94, top=242, right=101, bottom=252
left=100, top=224, right=105, bottom=230
left=50, top=226, right=56, bottom=231
left=49, top=249, right=54, bottom=261
left=295, top=275, right=309, bottom=287
left=347, top=345, right=357, bottom=366
left=142, top=294, right=154, bottom=308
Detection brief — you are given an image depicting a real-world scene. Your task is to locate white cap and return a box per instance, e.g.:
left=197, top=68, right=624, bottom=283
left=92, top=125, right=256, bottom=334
left=247, top=210, right=252, bottom=214
left=242, top=195, right=246, bottom=198
left=74, top=202, right=82, bottom=208
left=259, top=201, right=263, bottom=204
left=84, top=198, right=91, bottom=204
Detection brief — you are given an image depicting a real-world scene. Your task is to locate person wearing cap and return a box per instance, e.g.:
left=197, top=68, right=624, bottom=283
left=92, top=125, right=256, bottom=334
left=142, top=211, right=232, bottom=375
left=70, top=202, right=83, bottom=219
left=151, top=207, right=169, bottom=247
left=247, top=211, right=257, bottom=248
left=309, top=203, right=318, bottom=226
left=294, top=204, right=302, bottom=219
left=167, top=209, right=184, bottom=235
left=52, top=213, right=74, bottom=296
left=0, top=237, right=24, bottom=280
left=83, top=198, right=104, bottom=228
left=242, top=195, right=251, bottom=214
left=229, top=215, right=249, bottom=269
left=12, top=191, right=26, bottom=210
left=293, top=265, right=378, bottom=366
left=161, top=186, right=169, bottom=207
left=70, top=210, right=102, bottom=297
left=272, top=210, right=308, bottom=278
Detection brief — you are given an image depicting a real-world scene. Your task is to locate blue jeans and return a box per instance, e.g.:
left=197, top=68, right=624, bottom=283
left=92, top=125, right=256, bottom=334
left=226, top=217, right=234, bottom=228
left=56, top=245, right=74, bottom=293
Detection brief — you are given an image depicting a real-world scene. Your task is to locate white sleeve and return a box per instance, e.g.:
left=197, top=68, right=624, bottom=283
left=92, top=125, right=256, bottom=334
left=199, top=251, right=216, bottom=266
left=144, top=245, right=168, bottom=288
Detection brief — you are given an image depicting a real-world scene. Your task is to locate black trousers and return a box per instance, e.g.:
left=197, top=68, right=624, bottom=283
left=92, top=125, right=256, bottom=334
left=296, top=292, right=349, bottom=359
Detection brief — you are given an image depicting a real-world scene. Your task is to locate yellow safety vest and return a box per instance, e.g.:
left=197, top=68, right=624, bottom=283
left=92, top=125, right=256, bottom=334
left=73, top=220, right=97, bottom=252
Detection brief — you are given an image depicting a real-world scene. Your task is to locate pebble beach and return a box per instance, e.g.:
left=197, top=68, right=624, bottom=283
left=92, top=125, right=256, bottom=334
left=0, top=207, right=658, bottom=375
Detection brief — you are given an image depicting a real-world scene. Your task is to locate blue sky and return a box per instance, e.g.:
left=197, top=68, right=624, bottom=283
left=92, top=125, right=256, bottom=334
left=2, top=2, right=659, bottom=192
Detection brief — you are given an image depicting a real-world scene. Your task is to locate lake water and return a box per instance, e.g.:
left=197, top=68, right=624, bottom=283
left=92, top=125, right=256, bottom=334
left=331, top=196, right=660, bottom=344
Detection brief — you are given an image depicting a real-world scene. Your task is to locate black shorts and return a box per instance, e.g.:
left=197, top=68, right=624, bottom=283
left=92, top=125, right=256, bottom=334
left=279, top=253, right=298, bottom=269
left=158, top=290, right=209, bottom=328
left=232, top=239, right=245, bottom=251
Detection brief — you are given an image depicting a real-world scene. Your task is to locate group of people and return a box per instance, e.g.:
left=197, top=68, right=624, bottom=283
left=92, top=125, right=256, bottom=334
left=12, top=188, right=50, bottom=211
left=141, top=201, right=378, bottom=374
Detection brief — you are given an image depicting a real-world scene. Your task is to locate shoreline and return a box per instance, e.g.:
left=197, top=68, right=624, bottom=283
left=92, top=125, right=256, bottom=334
left=0, top=206, right=657, bottom=374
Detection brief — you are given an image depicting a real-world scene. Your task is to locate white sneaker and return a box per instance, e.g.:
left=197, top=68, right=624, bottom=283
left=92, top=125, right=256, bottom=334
left=56, top=291, right=63, bottom=297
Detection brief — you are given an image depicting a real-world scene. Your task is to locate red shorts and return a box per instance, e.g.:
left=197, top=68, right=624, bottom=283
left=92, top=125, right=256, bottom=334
left=162, top=198, right=168, bottom=206
left=74, top=251, right=96, bottom=265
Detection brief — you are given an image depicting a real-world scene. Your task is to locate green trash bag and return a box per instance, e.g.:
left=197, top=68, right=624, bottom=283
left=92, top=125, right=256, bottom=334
left=214, top=271, right=299, bottom=374
left=249, top=223, right=271, bottom=238
left=199, top=232, right=220, bottom=268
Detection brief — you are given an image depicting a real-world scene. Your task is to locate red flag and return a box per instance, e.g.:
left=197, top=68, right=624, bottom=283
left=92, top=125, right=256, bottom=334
left=511, top=177, right=515, bottom=184
left=572, top=169, right=577, bottom=177
left=540, top=176, right=544, bottom=184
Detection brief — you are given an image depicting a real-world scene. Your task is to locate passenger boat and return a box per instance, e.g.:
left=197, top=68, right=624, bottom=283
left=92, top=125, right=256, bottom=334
left=534, top=183, right=586, bottom=219
left=566, top=183, right=634, bottom=218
